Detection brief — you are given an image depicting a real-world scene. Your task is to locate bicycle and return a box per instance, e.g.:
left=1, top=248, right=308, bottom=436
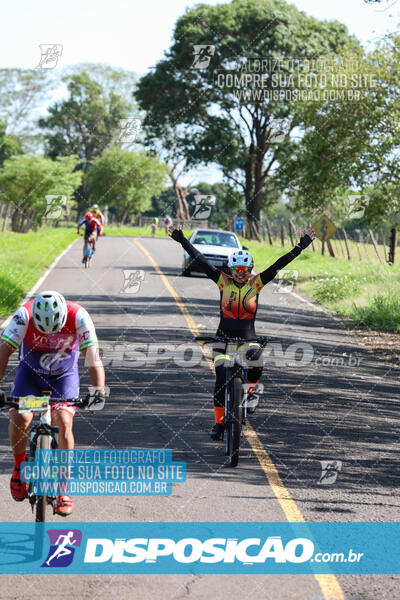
left=83, top=234, right=95, bottom=268
left=0, top=392, right=104, bottom=522
left=196, top=335, right=269, bottom=467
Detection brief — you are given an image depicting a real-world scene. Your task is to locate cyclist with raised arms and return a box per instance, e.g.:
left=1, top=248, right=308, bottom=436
left=169, top=226, right=316, bottom=440
left=77, top=212, right=102, bottom=262
left=0, top=291, right=106, bottom=515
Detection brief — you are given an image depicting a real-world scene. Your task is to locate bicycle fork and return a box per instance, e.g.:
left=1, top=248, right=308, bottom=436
left=27, top=411, right=59, bottom=514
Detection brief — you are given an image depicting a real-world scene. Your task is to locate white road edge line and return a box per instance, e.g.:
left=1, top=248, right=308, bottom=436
left=0, top=238, right=78, bottom=330
left=271, top=281, right=332, bottom=315
left=252, top=269, right=326, bottom=313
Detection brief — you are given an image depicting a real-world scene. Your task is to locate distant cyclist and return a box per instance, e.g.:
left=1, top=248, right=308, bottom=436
left=0, top=291, right=106, bottom=516
left=164, top=215, right=173, bottom=235
left=151, top=217, right=159, bottom=237
left=169, top=226, right=316, bottom=440
left=91, top=204, right=105, bottom=239
left=77, top=212, right=101, bottom=262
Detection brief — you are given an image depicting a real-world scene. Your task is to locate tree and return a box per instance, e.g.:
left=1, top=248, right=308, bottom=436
left=136, top=0, right=357, bottom=238
left=39, top=72, right=132, bottom=166
left=0, top=121, right=22, bottom=167
left=39, top=71, right=135, bottom=214
left=64, top=63, right=138, bottom=108
left=280, top=33, right=400, bottom=225
left=186, top=182, right=243, bottom=228
left=353, top=34, right=400, bottom=220
left=0, top=121, right=23, bottom=230
left=278, top=49, right=375, bottom=210
left=139, top=134, right=193, bottom=220
left=144, top=187, right=177, bottom=218
left=145, top=181, right=244, bottom=227
left=0, top=69, right=55, bottom=150
left=0, top=154, right=82, bottom=232
left=169, top=161, right=191, bottom=220
left=84, top=148, right=168, bottom=223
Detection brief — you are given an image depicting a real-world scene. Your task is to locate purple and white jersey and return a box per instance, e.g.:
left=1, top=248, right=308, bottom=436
left=1, top=300, right=97, bottom=376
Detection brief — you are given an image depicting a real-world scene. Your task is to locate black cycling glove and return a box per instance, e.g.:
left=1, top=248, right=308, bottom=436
left=298, top=233, right=313, bottom=250
left=170, top=229, right=185, bottom=244
left=86, top=391, right=106, bottom=411
left=246, top=347, right=263, bottom=362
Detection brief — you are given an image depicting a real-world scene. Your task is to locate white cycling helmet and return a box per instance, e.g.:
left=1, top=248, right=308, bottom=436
left=228, top=250, right=254, bottom=269
left=91, top=204, right=99, bottom=210
left=32, top=291, right=68, bottom=334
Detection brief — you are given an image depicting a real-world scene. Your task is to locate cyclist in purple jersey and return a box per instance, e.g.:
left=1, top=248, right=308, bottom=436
left=0, top=291, right=106, bottom=515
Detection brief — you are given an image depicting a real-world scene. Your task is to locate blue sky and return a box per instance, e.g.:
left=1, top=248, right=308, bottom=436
left=2, top=0, right=399, bottom=73
left=1, top=0, right=399, bottom=184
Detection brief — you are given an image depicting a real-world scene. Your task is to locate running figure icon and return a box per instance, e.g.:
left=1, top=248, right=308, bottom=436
left=45, top=531, right=77, bottom=566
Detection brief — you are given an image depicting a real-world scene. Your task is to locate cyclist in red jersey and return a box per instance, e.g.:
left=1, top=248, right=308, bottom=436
left=0, top=291, right=106, bottom=515
left=169, top=226, right=316, bottom=440
left=77, top=212, right=101, bottom=261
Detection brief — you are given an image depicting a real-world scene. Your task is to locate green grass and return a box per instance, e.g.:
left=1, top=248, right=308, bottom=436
left=0, top=227, right=76, bottom=318
left=351, top=293, right=400, bottom=332
left=245, top=239, right=400, bottom=332
left=312, top=275, right=361, bottom=303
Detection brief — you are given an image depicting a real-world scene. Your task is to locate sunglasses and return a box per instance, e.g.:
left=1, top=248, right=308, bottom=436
left=231, top=265, right=252, bottom=273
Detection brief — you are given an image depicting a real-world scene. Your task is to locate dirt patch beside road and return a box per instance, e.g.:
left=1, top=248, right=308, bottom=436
left=340, top=316, right=400, bottom=366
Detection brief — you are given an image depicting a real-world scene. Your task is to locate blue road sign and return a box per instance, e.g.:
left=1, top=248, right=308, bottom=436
left=234, top=218, right=244, bottom=232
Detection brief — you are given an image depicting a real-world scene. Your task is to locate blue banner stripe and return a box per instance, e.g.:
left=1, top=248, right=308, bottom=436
left=0, top=522, right=398, bottom=574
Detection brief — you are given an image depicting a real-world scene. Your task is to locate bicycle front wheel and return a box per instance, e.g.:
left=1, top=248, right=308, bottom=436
left=88, top=243, right=94, bottom=267
left=227, top=376, right=243, bottom=467
left=35, top=434, right=50, bottom=522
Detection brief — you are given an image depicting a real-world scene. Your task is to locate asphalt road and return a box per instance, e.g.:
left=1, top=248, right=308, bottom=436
left=0, top=235, right=399, bottom=600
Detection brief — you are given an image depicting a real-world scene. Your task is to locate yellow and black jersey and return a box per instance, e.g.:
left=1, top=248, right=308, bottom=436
left=217, top=271, right=263, bottom=319
left=91, top=209, right=104, bottom=225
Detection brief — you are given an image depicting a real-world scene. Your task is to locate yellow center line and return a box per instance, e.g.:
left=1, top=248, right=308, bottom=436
left=134, top=237, right=344, bottom=600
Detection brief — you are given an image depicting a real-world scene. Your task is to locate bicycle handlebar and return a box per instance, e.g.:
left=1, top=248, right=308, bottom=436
left=0, top=393, right=105, bottom=412
left=195, top=335, right=270, bottom=346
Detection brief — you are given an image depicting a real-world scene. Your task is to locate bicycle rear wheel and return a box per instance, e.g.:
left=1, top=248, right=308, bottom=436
left=35, top=434, right=50, bottom=522
left=226, top=376, right=243, bottom=467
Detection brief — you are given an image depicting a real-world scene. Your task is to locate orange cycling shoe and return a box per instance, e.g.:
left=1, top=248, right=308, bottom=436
left=10, top=467, right=27, bottom=501
left=56, top=495, right=75, bottom=517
